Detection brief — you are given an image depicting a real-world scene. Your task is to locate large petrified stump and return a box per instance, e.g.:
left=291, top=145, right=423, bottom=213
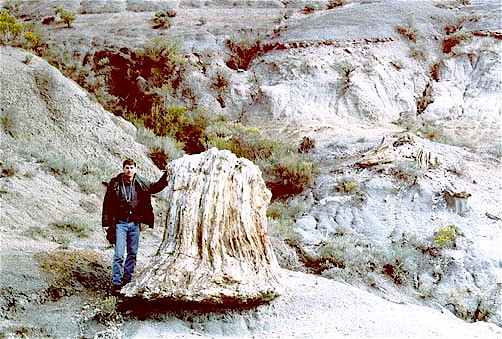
left=123, top=148, right=283, bottom=304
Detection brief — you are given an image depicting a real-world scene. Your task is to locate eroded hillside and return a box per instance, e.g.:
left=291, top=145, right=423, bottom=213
left=1, top=0, right=501, bottom=338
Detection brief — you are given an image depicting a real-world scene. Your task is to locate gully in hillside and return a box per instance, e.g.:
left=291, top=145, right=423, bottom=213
left=102, top=158, right=169, bottom=294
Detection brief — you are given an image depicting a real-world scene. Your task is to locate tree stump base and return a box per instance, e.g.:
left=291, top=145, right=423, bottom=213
left=122, top=148, right=283, bottom=305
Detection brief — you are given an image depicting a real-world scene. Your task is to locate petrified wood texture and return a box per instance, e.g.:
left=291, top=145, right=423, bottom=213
left=123, top=148, right=283, bottom=304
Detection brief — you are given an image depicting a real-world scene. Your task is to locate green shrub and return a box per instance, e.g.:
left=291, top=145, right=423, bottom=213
left=382, top=240, right=418, bottom=285
left=94, top=296, right=120, bottom=323
left=434, top=225, right=460, bottom=248
left=141, top=35, right=181, bottom=63
left=205, top=122, right=314, bottom=198
left=390, top=160, right=423, bottom=182
left=258, top=150, right=315, bottom=199
left=415, top=120, right=473, bottom=149
left=1, top=106, right=19, bottom=137
left=0, top=11, right=24, bottom=42
left=335, top=177, right=359, bottom=194
left=79, top=198, right=99, bottom=213
left=336, top=60, right=355, bottom=93
left=54, top=8, right=75, bottom=28
left=36, top=152, right=112, bottom=194
left=205, top=122, right=277, bottom=160
left=319, top=229, right=385, bottom=284
left=267, top=199, right=310, bottom=220
left=195, top=17, right=206, bottom=26
left=134, top=123, right=185, bottom=160
left=22, top=30, right=41, bottom=48
left=268, top=217, right=302, bottom=243
left=41, top=43, right=80, bottom=77
left=61, top=11, right=75, bottom=28
left=435, top=0, right=471, bottom=9
left=131, top=105, right=213, bottom=154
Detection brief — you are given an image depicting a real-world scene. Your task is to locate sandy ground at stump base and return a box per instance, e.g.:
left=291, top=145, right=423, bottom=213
left=124, top=269, right=502, bottom=339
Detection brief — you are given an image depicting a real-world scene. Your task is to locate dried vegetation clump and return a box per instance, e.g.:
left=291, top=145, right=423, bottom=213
left=36, top=249, right=111, bottom=300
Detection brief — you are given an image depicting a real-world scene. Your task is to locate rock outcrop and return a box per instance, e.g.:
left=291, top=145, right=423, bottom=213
left=356, top=133, right=442, bottom=168
left=123, top=148, right=283, bottom=304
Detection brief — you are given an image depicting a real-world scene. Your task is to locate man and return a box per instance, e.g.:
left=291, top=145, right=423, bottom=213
left=102, top=158, right=169, bottom=293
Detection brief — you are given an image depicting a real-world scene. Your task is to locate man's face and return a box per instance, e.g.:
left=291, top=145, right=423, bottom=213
left=123, top=164, right=137, bottom=181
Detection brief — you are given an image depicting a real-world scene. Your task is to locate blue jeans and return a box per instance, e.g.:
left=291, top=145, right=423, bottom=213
left=112, top=220, right=140, bottom=286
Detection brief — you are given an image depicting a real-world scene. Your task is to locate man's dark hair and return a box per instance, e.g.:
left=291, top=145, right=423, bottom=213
left=123, top=158, right=137, bottom=168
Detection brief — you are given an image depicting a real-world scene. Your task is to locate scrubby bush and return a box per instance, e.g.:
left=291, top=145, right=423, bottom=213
left=198, top=17, right=207, bottom=26
left=298, top=136, right=315, bottom=153
left=396, top=15, right=422, bottom=42
left=204, top=121, right=277, bottom=160
left=267, top=198, right=309, bottom=237
left=0, top=10, right=45, bottom=52
left=23, top=30, right=41, bottom=48
left=382, top=239, right=419, bottom=285
left=413, top=119, right=473, bottom=149
left=94, top=296, right=120, bottom=323
left=302, top=4, right=316, bottom=14
left=336, top=60, right=355, bottom=93
left=130, top=105, right=213, bottom=154
left=210, top=69, right=231, bottom=91
left=390, top=160, right=423, bottom=182
left=205, top=122, right=315, bottom=199
left=435, top=0, right=471, bottom=9
left=443, top=27, right=472, bottom=53
left=140, top=35, right=181, bottom=63
left=135, top=124, right=185, bottom=168
left=0, top=159, right=19, bottom=177
left=434, top=225, right=460, bottom=248
left=258, top=150, right=315, bottom=199
left=225, top=32, right=263, bottom=70
left=335, top=177, right=360, bottom=194
left=54, top=7, right=75, bottom=28
left=1, top=106, right=19, bottom=137
left=60, top=10, right=75, bottom=28
left=152, top=10, right=175, bottom=29
left=327, top=0, right=347, bottom=9
left=0, top=11, right=23, bottom=42
left=41, top=43, right=80, bottom=77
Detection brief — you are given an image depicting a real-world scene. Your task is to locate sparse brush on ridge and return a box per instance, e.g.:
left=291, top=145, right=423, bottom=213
left=225, top=32, right=264, bottom=70
left=152, top=9, right=176, bottom=29
left=0, top=11, right=45, bottom=53
left=327, top=0, right=348, bottom=9
left=54, top=7, right=75, bottom=28
left=302, top=4, right=316, bottom=14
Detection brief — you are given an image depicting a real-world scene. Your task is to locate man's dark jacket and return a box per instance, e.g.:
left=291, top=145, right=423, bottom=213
left=102, top=171, right=168, bottom=233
